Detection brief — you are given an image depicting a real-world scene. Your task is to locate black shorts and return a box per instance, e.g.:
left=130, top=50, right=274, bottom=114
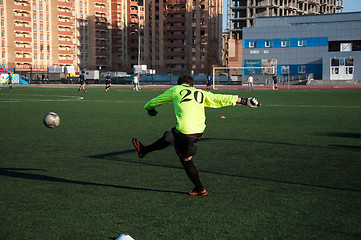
left=172, top=128, right=203, bottom=159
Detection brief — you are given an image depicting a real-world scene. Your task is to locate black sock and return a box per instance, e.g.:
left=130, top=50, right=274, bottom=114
left=181, top=160, right=203, bottom=191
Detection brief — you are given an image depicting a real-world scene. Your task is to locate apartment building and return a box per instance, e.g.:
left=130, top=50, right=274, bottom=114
left=140, top=0, right=223, bottom=74
left=1, top=0, right=222, bottom=75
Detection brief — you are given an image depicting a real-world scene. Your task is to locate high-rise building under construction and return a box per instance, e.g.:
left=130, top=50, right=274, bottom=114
left=229, top=0, right=344, bottom=40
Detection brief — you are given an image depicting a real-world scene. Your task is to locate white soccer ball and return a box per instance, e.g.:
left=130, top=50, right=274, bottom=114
left=43, top=112, right=60, bottom=128
left=116, top=234, right=135, bottom=240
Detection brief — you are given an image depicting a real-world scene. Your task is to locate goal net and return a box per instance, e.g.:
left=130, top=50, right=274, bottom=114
left=212, top=66, right=276, bottom=89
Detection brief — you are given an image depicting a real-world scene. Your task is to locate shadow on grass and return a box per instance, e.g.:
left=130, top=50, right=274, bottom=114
left=0, top=167, right=187, bottom=195
left=319, top=132, right=361, bottom=139
left=88, top=146, right=361, bottom=194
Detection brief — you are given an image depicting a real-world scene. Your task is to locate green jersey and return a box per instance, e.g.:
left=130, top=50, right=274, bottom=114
left=144, top=84, right=238, bottom=134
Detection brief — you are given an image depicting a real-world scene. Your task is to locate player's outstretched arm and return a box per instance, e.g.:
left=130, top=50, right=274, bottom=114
left=236, top=97, right=261, bottom=108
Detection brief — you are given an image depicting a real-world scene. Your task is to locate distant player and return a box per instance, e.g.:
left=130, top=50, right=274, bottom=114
left=206, top=74, right=212, bottom=91
left=132, top=74, right=261, bottom=196
left=8, top=72, right=13, bottom=91
left=248, top=75, right=254, bottom=90
left=78, top=71, right=87, bottom=93
left=273, top=73, right=278, bottom=90
left=105, top=72, right=111, bottom=91
left=132, top=73, right=139, bottom=91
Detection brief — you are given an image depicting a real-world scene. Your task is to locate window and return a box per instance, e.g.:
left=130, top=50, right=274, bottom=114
left=340, top=43, right=352, bottom=52
left=249, top=41, right=256, bottom=48
left=265, top=41, right=272, bottom=48
left=298, top=39, right=306, bottom=47
left=281, top=66, right=290, bottom=74
left=281, top=40, right=289, bottom=47
left=345, top=58, right=354, bottom=66
left=298, top=65, right=306, bottom=74
left=331, top=58, right=339, bottom=66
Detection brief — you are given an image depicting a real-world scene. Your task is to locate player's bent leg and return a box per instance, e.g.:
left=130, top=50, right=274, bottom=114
left=144, top=131, right=173, bottom=153
left=132, top=131, right=173, bottom=158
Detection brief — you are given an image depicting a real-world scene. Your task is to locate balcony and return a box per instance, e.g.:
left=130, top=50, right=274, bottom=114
left=58, top=40, right=74, bottom=46
left=13, top=4, right=30, bottom=11
left=14, top=36, right=32, bottom=42
left=164, top=50, right=186, bottom=56
left=166, top=0, right=186, bottom=5
left=58, top=1, right=72, bottom=8
left=58, top=30, right=73, bottom=36
left=15, top=47, right=32, bottom=53
left=96, top=34, right=108, bottom=39
left=96, top=51, right=108, bottom=57
left=15, top=57, right=32, bottom=63
left=166, top=7, right=186, bottom=13
left=13, top=15, right=31, bottom=22
left=165, top=25, right=185, bottom=31
left=165, top=41, right=185, bottom=47
left=14, top=25, right=31, bottom=32
left=96, top=60, right=109, bottom=65
left=58, top=21, right=74, bottom=27
left=95, top=16, right=108, bottom=22
left=165, top=33, right=186, bottom=40
left=95, top=0, right=108, bottom=4
left=59, top=50, right=73, bottom=55
left=59, top=59, right=74, bottom=64
left=58, top=11, right=73, bottom=18
left=96, top=42, right=109, bottom=48
left=165, top=16, right=186, bottom=22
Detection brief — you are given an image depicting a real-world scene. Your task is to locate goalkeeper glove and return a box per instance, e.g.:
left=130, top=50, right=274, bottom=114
left=240, top=97, right=261, bottom=108
left=147, top=108, right=158, bottom=116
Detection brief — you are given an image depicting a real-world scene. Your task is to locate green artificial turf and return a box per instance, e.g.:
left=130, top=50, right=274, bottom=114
left=0, top=87, right=361, bottom=239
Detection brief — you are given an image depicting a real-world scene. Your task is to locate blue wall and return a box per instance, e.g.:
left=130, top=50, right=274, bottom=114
left=243, top=37, right=329, bottom=49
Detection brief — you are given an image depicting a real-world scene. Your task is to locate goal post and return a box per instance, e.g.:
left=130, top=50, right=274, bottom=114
left=212, top=66, right=276, bottom=89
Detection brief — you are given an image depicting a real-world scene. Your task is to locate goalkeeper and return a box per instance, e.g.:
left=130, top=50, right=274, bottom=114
left=132, top=75, right=261, bottom=196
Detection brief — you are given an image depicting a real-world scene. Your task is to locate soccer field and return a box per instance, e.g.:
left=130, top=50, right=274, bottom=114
left=1, top=87, right=361, bottom=240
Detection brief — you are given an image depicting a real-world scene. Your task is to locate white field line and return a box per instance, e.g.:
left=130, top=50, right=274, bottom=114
left=0, top=94, right=83, bottom=102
